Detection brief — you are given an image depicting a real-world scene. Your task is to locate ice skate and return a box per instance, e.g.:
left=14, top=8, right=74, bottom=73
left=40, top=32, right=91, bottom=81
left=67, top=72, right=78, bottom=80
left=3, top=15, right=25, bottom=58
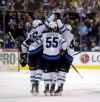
left=50, top=84, right=55, bottom=96
left=54, top=84, right=63, bottom=96
left=30, top=82, right=35, bottom=94
left=30, top=81, right=39, bottom=96
left=44, top=84, right=50, bottom=96
left=35, top=81, right=39, bottom=94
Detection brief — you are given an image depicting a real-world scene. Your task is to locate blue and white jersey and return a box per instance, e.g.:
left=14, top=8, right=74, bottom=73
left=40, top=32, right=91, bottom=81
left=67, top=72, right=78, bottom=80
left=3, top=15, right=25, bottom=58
left=28, top=24, right=47, bottom=53
left=41, top=32, right=68, bottom=60
left=21, top=24, right=47, bottom=54
left=28, top=37, right=42, bottom=54
left=57, top=19, right=75, bottom=58
left=57, top=19, right=74, bottom=47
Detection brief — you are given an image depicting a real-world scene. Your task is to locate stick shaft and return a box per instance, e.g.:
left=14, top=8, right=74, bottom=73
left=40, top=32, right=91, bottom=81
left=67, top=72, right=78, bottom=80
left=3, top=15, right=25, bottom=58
left=8, top=32, right=16, bottom=42
left=71, top=64, right=83, bottom=79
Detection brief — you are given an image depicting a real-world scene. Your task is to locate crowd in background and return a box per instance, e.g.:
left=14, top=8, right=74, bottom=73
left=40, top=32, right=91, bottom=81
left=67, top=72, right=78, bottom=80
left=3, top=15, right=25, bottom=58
left=0, top=0, right=100, bottom=51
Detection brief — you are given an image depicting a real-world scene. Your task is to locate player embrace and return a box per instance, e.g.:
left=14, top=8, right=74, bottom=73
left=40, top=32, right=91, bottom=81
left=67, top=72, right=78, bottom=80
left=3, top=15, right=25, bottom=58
left=21, top=13, right=74, bottom=96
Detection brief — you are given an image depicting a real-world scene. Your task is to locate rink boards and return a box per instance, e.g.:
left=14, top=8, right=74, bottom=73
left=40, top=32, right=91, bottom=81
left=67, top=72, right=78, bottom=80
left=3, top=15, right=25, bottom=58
left=73, top=52, right=100, bottom=69
left=0, top=49, right=100, bottom=70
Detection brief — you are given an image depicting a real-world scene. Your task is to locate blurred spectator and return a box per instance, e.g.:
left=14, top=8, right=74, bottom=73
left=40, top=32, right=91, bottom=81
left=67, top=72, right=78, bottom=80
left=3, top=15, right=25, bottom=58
left=4, top=35, right=15, bottom=48
left=0, top=0, right=7, bottom=6
left=0, top=0, right=99, bottom=51
left=77, top=21, right=89, bottom=36
left=14, top=0, right=25, bottom=11
left=74, top=1, right=86, bottom=20
left=8, top=18, right=17, bottom=31
left=24, top=13, right=33, bottom=36
left=0, top=39, right=3, bottom=48
left=80, top=42, right=89, bottom=51
left=7, top=0, right=15, bottom=11
left=91, top=41, right=100, bottom=51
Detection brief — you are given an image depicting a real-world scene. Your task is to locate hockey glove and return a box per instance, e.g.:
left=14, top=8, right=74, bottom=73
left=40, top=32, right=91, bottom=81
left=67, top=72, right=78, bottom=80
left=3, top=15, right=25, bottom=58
left=55, top=13, right=61, bottom=19
left=19, top=53, right=27, bottom=67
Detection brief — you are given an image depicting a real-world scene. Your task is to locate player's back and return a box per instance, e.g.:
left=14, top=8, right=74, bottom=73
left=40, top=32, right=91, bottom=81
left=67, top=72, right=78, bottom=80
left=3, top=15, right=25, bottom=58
left=42, top=32, right=64, bottom=56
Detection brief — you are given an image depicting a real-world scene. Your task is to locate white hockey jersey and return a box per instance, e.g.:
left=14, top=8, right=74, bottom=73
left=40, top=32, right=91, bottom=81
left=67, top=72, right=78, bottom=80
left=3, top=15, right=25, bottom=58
left=57, top=19, right=74, bottom=56
left=57, top=19, right=74, bottom=47
left=21, top=25, right=46, bottom=54
left=41, top=32, right=68, bottom=56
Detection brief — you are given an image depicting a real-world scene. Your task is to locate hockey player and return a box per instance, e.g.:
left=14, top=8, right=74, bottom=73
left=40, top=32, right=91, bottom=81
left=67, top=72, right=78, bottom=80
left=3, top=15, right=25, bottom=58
left=21, top=14, right=56, bottom=95
left=41, top=21, right=68, bottom=96
left=21, top=19, right=43, bottom=95
left=52, top=18, right=74, bottom=96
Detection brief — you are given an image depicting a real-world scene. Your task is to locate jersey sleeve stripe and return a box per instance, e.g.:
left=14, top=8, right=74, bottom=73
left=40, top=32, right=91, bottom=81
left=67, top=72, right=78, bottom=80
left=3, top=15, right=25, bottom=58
left=22, top=43, right=29, bottom=48
left=61, top=41, right=66, bottom=45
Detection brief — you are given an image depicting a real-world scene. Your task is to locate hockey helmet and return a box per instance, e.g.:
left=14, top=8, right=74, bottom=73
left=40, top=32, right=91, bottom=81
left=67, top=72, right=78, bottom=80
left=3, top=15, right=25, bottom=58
left=66, top=24, right=72, bottom=31
left=48, top=21, right=57, bottom=29
left=32, top=19, right=42, bottom=28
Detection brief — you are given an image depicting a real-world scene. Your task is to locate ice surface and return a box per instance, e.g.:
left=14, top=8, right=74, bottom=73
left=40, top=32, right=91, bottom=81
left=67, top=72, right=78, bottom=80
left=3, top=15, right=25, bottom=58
left=0, top=69, right=100, bottom=102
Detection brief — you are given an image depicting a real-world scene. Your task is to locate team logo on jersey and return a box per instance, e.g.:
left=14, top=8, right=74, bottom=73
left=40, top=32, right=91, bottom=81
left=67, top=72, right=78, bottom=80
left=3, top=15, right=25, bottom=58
left=80, top=53, right=90, bottom=64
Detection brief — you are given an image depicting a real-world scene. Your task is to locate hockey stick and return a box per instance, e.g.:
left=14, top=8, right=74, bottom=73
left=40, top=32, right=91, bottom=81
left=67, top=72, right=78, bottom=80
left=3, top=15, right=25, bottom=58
left=73, top=51, right=81, bottom=56
left=8, top=32, right=16, bottom=42
left=8, top=31, right=20, bottom=71
left=71, top=64, right=83, bottom=79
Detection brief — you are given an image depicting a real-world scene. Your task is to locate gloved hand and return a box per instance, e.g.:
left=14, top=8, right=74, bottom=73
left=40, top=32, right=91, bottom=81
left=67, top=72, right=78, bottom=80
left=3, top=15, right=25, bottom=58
left=19, top=53, right=27, bottom=67
left=64, top=52, right=73, bottom=64
left=44, top=14, right=55, bottom=27
left=54, top=13, right=61, bottom=19
left=60, top=49, right=66, bottom=56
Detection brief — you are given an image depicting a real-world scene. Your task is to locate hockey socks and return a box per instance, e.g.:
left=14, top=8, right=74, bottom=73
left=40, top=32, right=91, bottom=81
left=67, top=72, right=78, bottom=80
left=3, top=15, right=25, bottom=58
left=30, top=69, right=42, bottom=94
left=43, top=72, right=57, bottom=96
left=55, top=71, right=66, bottom=95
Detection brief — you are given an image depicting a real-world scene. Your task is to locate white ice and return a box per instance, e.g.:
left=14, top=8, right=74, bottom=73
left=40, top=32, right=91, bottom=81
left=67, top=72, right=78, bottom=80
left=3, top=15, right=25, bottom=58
left=0, top=69, right=100, bottom=102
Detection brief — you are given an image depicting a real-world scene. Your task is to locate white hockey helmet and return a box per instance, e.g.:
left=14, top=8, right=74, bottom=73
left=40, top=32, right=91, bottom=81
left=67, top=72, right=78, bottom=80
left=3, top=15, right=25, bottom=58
left=66, top=24, right=72, bottom=31
left=48, top=21, right=57, bottom=29
left=32, top=19, right=42, bottom=28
